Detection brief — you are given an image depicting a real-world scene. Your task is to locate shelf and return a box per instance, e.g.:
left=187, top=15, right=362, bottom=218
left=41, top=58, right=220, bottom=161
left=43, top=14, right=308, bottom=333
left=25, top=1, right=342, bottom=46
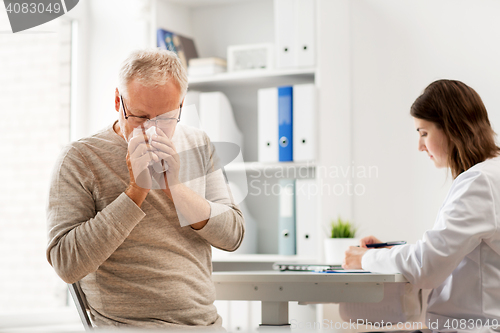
left=225, top=161, right=315, bottom=174
left=188, top=67, right=316, bottom=91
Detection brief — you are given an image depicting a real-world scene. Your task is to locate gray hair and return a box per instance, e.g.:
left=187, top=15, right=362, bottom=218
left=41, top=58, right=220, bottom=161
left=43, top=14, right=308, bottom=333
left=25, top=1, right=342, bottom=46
left=118, top=48, right=188, bottom=102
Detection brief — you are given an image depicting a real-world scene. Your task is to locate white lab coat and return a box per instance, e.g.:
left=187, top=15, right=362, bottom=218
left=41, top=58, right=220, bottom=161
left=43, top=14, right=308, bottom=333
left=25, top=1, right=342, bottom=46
left=362, top=156, right=500, bottom=330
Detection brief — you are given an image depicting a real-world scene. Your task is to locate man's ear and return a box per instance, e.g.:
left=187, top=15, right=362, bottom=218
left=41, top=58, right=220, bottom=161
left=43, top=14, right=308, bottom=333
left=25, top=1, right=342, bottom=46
left=115, top=88, right=120, bottom=112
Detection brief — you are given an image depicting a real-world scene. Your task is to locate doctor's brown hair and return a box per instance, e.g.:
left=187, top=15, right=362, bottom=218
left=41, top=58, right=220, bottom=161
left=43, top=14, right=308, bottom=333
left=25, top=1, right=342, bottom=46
left=410, top=79, right=500, bottom=179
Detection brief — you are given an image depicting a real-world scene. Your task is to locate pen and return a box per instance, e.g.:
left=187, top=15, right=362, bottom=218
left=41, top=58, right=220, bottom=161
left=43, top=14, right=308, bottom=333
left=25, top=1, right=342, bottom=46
left=365, top=241, right=407, bottom=248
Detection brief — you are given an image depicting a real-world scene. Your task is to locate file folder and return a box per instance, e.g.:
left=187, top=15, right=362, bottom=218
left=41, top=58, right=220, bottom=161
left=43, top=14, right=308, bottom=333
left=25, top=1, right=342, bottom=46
left=279, top=179, right=296, bottom=255
left=278, top=86, right=293, bottom=162
left=274, top=0, right=296, bottom=68
left=293, top=83, right=316, bottom=161
left=295, top=178, right=318, bottom=258
left=258, top=87, right=279, bottom=162
left=296, top=0, right=316, bottom=67
left=199, top=92, right=243, bottom=150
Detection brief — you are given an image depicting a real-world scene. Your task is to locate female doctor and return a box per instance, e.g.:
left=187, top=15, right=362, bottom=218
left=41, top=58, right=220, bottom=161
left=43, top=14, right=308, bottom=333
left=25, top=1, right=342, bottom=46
left=344, top=79, right=500, bottom=329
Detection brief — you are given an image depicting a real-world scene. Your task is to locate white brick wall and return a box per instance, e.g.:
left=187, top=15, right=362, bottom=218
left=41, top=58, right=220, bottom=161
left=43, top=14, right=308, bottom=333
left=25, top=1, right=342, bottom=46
left=0, top=17, right=71, bottom=312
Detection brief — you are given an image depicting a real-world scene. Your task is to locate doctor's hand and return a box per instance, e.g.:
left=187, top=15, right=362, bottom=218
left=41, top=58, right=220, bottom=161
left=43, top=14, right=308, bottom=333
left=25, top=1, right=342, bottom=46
left=343, top=246, right=369, bottom=269
left=360, top=235, right=383, bottom=248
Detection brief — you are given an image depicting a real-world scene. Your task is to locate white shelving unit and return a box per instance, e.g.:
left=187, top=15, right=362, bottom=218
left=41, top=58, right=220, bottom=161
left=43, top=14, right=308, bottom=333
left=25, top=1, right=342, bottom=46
left=224, top=160, right=314, bottom=172
left=152, top=0, right=321, bottom=261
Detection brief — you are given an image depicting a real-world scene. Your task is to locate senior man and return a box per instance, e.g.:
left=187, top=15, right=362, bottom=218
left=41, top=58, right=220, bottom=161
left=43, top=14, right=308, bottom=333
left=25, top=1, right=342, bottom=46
left=46, top=49, right=245, bottom=328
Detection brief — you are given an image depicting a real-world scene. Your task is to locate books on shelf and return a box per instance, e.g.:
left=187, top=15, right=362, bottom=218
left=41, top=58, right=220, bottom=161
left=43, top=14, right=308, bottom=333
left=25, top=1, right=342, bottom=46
left=157, top=28, right=198, bottom=69
left=188, top=57, right=227, bottom=77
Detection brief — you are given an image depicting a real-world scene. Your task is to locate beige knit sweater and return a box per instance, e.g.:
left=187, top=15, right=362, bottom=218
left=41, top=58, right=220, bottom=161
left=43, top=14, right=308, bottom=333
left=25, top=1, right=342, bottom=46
left=46, top=123, right=245, bottom=328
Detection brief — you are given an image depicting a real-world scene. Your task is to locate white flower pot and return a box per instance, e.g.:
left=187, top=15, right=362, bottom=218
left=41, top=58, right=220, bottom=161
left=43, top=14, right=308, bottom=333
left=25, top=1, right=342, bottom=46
left=324, top=238, right=360, bottom=265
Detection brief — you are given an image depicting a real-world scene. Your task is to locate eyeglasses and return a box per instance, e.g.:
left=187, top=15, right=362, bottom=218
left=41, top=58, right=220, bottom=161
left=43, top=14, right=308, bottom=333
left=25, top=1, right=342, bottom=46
left=120, top=95, right=182, bottom=128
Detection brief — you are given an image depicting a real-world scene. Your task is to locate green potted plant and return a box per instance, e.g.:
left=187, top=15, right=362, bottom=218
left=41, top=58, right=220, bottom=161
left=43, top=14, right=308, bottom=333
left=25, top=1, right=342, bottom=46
left=324, top=217, right=359, bottom=264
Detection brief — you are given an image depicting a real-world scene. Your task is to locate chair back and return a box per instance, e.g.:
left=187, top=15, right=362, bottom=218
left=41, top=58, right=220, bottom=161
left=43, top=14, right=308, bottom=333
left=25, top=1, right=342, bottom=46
left=68, top=282, right=93, bottom=331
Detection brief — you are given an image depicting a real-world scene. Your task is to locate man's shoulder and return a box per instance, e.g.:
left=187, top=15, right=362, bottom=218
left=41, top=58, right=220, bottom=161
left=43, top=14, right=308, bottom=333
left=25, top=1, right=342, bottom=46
left=59, top=124, right=125, bottom=163
left=73, top=124, right=123, bottom=147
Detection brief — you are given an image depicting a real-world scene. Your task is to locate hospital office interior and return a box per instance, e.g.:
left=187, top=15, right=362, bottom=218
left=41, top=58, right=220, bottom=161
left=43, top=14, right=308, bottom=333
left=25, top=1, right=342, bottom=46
left=1, top=0, right=500, bottom=332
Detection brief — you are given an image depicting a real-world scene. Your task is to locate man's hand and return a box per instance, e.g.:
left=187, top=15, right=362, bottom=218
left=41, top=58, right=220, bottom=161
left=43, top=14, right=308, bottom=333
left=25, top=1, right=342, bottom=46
left=149, top=128, right=211, bottom=227
left=149, top=127, right=181, bottom=199
left=125, top=128, right=155, bottom=206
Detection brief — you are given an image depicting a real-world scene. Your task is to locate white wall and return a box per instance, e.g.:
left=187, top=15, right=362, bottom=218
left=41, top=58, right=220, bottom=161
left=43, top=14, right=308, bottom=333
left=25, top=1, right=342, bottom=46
left=191, top=0, right=274, bottom=59
left=64, top=0, right=90, bottom=142
left=350, top=0, right=500, bottom=242
left=86, top=0, right=151, bottom=136
left=316, top=0, right=352, bottom=232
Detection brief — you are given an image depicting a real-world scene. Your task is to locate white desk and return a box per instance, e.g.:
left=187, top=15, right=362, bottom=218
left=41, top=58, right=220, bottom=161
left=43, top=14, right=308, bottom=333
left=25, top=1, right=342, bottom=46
left=212, top=270, right=407, bottom=326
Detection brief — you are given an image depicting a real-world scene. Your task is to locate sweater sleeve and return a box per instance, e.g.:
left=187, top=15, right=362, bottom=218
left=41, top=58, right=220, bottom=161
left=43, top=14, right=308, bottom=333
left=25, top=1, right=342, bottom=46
left=361, top=169, right=497, bottom=289
left=46, top=145, right=145, bottom=284
left=193, top=136, right=245, bottom=251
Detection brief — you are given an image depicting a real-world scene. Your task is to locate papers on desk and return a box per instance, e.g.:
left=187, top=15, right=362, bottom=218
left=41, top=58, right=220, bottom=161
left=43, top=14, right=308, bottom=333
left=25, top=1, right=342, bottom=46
left=273, top=262, right=371, bottom=273
left=320, top=269, right=370, bottom=274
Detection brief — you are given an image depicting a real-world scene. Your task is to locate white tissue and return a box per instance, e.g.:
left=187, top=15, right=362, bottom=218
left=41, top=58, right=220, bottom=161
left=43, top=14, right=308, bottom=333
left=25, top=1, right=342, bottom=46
left=145, top=126, right=157, bottom=143
left=131, top=126, right=156, bottom=143
left=131, top=126, right=168, bottom=172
